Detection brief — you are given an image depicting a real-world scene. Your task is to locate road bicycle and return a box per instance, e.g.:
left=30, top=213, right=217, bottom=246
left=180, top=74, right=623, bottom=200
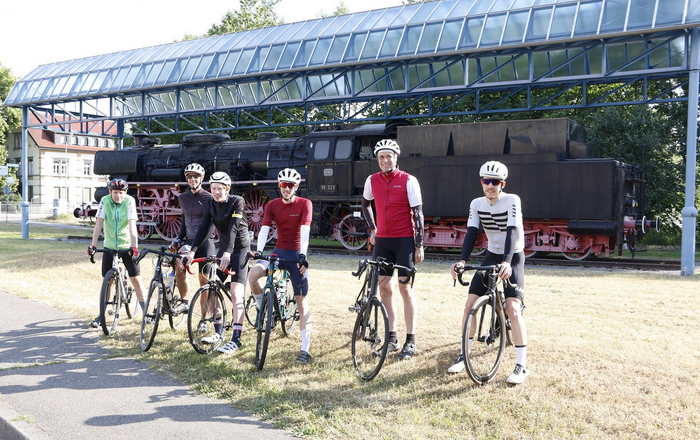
left=185, top=256, right=235, bottom=354
left=454, top=264, right=517, bottom=385
left=139, top=245, right=186, bottom=351
left=349, top=257, right=415, bottom=381
left=247, top=251, right=298, bottom=371
left=89, top=248, right=138, bottom=336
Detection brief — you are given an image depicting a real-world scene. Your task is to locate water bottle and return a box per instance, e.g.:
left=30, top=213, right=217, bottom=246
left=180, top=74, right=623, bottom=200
left=165, top=269, right=176, bottom=294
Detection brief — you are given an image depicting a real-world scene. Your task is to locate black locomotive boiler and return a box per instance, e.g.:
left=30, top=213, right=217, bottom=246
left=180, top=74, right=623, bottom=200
left=92, top=118, right=657, bottom=259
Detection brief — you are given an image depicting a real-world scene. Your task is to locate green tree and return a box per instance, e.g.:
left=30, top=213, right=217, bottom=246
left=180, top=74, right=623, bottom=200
left=0, top=62, right=21, bottom=190
left=207, top=0, right=281, bottom=36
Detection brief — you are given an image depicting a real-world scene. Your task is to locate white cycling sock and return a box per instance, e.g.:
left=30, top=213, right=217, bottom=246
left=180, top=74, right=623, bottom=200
left=300, top=329, right=311, bottom=353
left=253, top=293, right=262, bottom=309
left=515, top=345, right=527, bottom=367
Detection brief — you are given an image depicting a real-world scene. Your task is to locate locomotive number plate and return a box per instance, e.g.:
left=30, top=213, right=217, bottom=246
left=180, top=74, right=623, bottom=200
left=321, top=184, right=337, bottom=191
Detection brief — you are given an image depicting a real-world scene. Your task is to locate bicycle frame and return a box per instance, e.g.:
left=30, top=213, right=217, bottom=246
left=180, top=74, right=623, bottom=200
left=93, top=248, right=136, bottom=335
left=257, top=255, right=293, bottom=331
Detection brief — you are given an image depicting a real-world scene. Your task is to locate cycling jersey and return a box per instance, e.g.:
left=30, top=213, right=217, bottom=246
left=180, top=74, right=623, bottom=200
left=467, top=192, right=525, bottom=255
left=95, top=194, right=138, bottom=250
left=262, top=197, right=312, bottom=251
left=177, top=189, right=213, bottom=241
left=363, top=167, right=422, bottom=238
left=191, top=194, right=250, bottom=256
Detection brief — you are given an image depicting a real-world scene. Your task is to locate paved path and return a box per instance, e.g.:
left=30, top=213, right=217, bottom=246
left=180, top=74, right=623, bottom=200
left=0, top=290, right=294, bottom=440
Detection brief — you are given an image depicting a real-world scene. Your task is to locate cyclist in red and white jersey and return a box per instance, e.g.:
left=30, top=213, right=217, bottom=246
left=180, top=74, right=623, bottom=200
left=248, top=168, right=314, bottom=364
left=448, top=161, right=529, bottom=384
left=361, top=139, right=424, bottom=361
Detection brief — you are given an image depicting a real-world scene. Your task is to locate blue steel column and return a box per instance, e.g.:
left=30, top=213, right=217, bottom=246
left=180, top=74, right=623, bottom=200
left=21, top=107, right=29, bottom=239
left=681, top=29, right=699, bottom=275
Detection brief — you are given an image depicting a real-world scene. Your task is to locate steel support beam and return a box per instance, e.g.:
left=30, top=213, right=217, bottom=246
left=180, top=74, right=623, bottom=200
left=681, top=28, right=699, bottom=275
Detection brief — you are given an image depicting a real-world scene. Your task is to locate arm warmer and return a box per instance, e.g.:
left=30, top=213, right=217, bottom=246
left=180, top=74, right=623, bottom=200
left=361, top=198, right=377, bottom=231
left=459, top=226, right=479, bottom=262
left=300, top=224, right=310, bottom=255
left=412, top=205, right=424, bottom=247
left=503, top=226, right=518, bottom=263
left=257, top=225, right=270, bottom=253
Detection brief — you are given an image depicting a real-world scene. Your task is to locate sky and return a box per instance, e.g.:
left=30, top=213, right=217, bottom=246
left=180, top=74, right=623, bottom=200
left=0, top=0, right=403, bottom=79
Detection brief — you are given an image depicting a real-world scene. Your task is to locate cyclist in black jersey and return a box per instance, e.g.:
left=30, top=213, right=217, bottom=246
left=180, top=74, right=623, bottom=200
left=171, top=163, right=214, bottom=315
left=448, top=161, right=530, bottom=385
left=185, top=172, right=251, bottom=355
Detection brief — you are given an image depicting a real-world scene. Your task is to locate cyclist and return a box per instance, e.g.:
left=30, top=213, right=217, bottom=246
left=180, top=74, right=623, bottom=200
left=448, top=161, right=529, bottom=384
left=171, top=163, right=214, bottom=315
left=87, top=178, right=146, bottom=328
left=361, top=139, right=424, bottom=361
left=248, top=168, right=313, bottom=364
left=184, top=171, right=250, bottom=355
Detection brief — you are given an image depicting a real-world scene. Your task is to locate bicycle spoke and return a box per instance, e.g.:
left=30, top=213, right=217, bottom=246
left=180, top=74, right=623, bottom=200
left=188, top=286, right=225, bottom=354
left=140, top=280, right=162, bottom=351
left=100, top=270, right=121, bottom=336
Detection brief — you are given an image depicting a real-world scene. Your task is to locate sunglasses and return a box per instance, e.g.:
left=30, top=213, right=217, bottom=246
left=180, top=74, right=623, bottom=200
left=481, top=178, right=503, bottom=186
left=279, top=181, right=296, bottom=189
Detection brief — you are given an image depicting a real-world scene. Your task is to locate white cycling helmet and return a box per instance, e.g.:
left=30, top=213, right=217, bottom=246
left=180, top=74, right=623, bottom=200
left=277, top=168, right=301, bottom=184
left=374, top=139, right=401, bottom=156
left=184, top=163, right=205, bottom=177
left=479, top=161, right=508, bottom=180
left=210, top=171, right=231, bottom=186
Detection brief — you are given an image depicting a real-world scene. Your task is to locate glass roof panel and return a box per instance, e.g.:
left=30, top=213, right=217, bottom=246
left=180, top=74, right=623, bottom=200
left=293, top=40, right=315, bottom=67
left=502, top=9, right=529, bottom=43
left=600, top=0, right=628, bottom=33
left=550, top=3, right=577, bottom=38
left=355, top=9, right=386, bottom=32
left=327, top=35, right=350, bottom=63
left=373, top=7, right=401, bottom=28
left=379, top=28, right=403, bottom=57
left=460, top=16, right=485, bottom=48
left=206, top=53, right=228, bottom=78
left=480, top=13, right=507, bottom=46
left=360, top=30, right=385, bottom=60
left=234, top=49, right=255, bottom=74
left=471, top=0, right=497, bottom=15
left=418, top=22, right=443, bottom=53
left=438, top=19, right=463, bottom=50
left=321, top=15, right=351, bottom=36
left=398, top=25, right=423, bottom=55
left=337, top=12, right=367, bottom=33
left=526, top=6, right=553, bottom=41
left=448, top=0, right=479, bottom=18
left=532, top=0, right=557, bottom=6
left=409, top=2, right=439, bottom=23
left=304, top=17, right=337, bottom=39
left=343, top=33, right=368, bottom=62
left=219, top=50, right=242, bottom=77
left=511, top=0, right=535, bottom=9
left=290, top=20, right=321, bottom=40
left=655, top=0, right=685, bottom=26
left=626, top=0, right=655, bottom=30
left=261, top=25, right=289, bottom=45
left=688, top=0, right=700, bottom=23
left=573, top=1, right=602, bottom=36
left=309, top=38, right=333, bottom=65
left=278, top=42, right=300, bottom=69
left=275, top=22, right=305, bottom=41
left=490, top=0, right=515, bottom=12
left=429, top=0, right=458, bottom=21
left=179, top=57, right=201, bottom=82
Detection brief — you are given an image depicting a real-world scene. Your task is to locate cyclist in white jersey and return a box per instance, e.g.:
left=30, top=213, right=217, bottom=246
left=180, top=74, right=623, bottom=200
left=447, top=161, right=530, bottom=385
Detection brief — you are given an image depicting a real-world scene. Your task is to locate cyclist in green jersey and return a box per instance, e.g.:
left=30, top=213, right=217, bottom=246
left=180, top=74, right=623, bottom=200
left=87, top=179, right=146, bottom=328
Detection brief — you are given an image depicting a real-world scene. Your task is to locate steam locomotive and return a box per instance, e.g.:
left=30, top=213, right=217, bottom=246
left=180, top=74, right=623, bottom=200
left=88, top=118, right=658, bottom=260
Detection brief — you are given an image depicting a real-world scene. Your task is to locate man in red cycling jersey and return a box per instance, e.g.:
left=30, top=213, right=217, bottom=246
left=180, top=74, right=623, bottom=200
left=361, top=139, right=424, bottom=361
left=248, top=168, right=314, bottom=364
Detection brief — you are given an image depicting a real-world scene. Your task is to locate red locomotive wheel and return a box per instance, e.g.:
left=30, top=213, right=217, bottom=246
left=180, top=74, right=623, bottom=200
left=243, top=189, right=276, bottom=245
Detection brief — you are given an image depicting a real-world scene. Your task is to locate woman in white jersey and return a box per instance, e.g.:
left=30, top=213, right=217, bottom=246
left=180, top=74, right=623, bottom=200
left=447, top=161, right=530, bottom=385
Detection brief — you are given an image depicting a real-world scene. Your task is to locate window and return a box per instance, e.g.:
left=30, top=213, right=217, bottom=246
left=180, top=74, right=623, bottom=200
left=28, top=159, right=34, bottom=176
left=313, top=140, right=331, bottom=160
left=55, top=134, right=66, bottom=145
left=53, top=159, right=67, bottom=175
left=82, top=187, right=93, bottom=203
left=334, top=139, right=353, bottom=160
left=83, top=161, right=91, bottom=176
left=53, top=186, right=68, bottom=199
left=13, top=135, right=21, bottom=150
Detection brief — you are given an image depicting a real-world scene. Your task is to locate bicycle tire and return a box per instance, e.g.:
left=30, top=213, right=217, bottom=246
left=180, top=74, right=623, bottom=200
left=140, top=279, right=162, bottom=351
left=187, top=285, right=228, bottom=354
left=123, top=278, right=137, bottom=319
left=255, top=287, right=274, bottom=371
left=244, top=292, right=259, bottom=327
left=168, top=278, right=186, bottom=330
left=463, top=294, right=506, bottom=385
left=99, top=268, right=121, bottom=336
left=351, top=298, right=389, bottom=381
left=280, top=280, right=297, bottom=335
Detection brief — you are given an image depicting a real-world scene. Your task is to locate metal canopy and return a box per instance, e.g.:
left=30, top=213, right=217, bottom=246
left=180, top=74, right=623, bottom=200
left=4, top=0, right=699, bottom=275
left=4, top=0, right=700, bottom=135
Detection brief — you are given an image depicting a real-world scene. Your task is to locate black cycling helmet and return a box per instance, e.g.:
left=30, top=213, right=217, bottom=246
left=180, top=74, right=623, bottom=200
left=108, top=179, right=129, bottom=191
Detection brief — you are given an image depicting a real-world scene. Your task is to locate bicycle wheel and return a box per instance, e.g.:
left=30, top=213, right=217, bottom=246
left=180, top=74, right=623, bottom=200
left=99, top=269, right=121, bottom=336
left=280, top=284, right=298, bottom=336
left=140, top=279, right=162, bottom=351
left=255, top=287, right=274, bottom=371
left=168, top=279, right=186, bottom=330
left=123, top=276, right=137, bottom=319
left=244, top=291, right=259, bottom=327
left=463, top=295, right=506, bottom=385
left=187, top=285, right=228, bottom=354
left=351, top=298, right=389, bottom=381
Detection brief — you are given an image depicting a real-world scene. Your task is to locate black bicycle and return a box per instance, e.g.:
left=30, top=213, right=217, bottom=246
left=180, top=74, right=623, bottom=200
left=139, top=246, right=185, bottom=351
left=184, top=256, right=237, bottom=354
left=90, top=248, right=138, bottom=336
left=349, top=257, right=415, bottom=380
left=455, top=264, right=516, bottom=385
left=246, top=251, right=298, bottom=371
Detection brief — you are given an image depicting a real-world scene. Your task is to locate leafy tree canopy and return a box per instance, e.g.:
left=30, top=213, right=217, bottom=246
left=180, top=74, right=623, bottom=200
left=207, top=0, right=281, bottom=36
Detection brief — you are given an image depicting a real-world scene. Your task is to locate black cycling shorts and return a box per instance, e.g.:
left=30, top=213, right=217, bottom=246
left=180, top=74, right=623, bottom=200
left=101, top=249, right=141, bottom=278
left=218, top=246, right=250, bottom=285
left=373, top=236, right=416, bottom=278
left=468, top=251, right=525, bottom=301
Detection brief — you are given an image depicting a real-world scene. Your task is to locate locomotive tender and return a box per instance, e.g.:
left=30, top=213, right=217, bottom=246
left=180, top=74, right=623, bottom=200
left=91, top=118, right=657, bottom=260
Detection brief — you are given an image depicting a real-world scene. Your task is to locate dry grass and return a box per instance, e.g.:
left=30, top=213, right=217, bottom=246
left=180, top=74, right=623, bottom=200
left=1, top=222, right=699, bottom=439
